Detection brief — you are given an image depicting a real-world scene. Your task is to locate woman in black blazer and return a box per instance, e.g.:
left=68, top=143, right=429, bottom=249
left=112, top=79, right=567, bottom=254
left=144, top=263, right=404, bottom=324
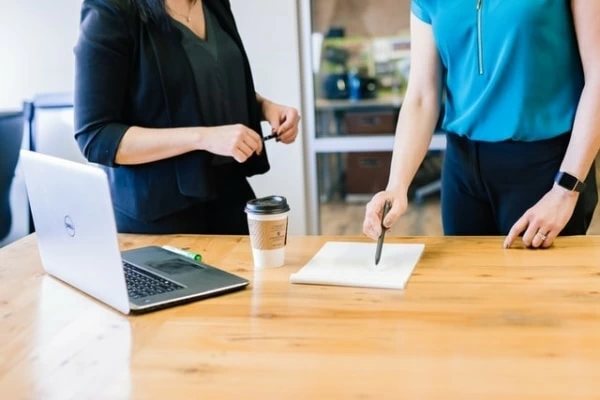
left=73, top=0, right=300, bottom=235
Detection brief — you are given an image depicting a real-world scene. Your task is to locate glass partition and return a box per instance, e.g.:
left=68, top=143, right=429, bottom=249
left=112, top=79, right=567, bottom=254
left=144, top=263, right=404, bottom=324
left=300, top=0, right=444, bottom=235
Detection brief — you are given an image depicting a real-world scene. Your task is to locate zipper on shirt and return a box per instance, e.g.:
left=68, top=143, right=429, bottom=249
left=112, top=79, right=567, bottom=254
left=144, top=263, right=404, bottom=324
left=476, top=0, right=484, bottom=75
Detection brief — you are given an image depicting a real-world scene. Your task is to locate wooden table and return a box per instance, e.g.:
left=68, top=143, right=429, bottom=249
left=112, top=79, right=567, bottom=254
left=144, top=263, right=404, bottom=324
left=1, top=234, right=600, bottom=399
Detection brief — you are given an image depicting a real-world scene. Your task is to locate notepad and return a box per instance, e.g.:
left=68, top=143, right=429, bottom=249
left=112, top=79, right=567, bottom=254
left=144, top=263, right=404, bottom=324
left=290, top=241, right=425, bottom=290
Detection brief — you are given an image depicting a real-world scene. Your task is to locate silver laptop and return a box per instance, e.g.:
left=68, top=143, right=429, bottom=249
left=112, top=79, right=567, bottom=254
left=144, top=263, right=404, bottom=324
left=19, top=150, right=249, bottom=314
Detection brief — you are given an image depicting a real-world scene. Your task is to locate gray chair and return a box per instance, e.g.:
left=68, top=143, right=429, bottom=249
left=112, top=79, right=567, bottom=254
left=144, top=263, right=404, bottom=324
left=0, top=111, right=25, bottom=241
left=0, top=93, right=80, bottom=245
left=28, top=93, right=85, bottom=163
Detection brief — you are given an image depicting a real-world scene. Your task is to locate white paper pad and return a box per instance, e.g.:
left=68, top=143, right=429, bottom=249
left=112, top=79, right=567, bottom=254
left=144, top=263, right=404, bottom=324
left=290, top=241, right=425, bottom=290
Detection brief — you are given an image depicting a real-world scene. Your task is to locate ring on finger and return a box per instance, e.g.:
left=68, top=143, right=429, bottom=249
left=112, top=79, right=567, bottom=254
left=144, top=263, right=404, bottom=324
left=536, top=231, right=548, bottom=241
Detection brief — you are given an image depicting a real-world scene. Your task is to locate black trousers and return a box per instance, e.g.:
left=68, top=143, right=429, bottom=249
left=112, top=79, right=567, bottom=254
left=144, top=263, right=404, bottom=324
left=115, top=168, right=255, bottom=235
left=0, top=198, right=11, bottom=241
left=441, top=133, right=598, bottom=236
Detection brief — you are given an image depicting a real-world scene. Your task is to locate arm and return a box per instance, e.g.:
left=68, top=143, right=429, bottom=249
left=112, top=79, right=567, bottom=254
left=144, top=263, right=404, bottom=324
left=558, top=1, right=600, bottom=186
left=112, top=126, right=258, bottom=165
left=74, top=0, right=262, bottom=167
left=362, top=14, right=443, bottom=239
left=386, top=14, right=443, bottom=194
left=113, top=124, right=263, bottom=165
left=504, top=1, right=600, bottom=248
left=74, top=0, right=133, bottom=167
left=256, top=93, right=269, bottom=120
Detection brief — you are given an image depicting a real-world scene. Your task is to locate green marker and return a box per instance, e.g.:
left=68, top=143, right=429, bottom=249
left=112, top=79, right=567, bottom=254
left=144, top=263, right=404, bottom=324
left=162, top=245, right=202, bottom=262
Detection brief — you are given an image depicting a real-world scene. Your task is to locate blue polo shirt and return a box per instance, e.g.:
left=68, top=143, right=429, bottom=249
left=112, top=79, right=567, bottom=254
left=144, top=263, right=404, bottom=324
left=411, top=0, right=584, bottom=142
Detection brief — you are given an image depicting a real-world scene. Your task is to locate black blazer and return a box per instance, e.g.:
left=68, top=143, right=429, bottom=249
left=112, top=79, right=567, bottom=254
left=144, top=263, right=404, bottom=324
left=73, top=0, right=270, bottom=222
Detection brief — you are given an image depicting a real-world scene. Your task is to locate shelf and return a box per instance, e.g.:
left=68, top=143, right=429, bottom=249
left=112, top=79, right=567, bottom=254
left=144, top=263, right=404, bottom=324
left=315, top=94, right=404, bottom=111
left=313, top=133, right=447, bottom=153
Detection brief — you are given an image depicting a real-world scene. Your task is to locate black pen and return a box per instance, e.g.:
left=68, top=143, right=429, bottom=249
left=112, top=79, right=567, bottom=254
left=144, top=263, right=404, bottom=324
left=374, top=199, right=392, bottom=266
left=262, top=133, right=279, bottom=141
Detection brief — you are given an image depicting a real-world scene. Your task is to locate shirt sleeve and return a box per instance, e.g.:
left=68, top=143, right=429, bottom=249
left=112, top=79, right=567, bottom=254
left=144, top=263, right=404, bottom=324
left=411, top=0, right=432, bottom=24
left=73, top=0, right=132, bottom=167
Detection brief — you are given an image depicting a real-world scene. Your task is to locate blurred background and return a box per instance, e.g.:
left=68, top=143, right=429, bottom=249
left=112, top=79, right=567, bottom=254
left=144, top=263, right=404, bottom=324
left=308, top=0, right=446, bottom=236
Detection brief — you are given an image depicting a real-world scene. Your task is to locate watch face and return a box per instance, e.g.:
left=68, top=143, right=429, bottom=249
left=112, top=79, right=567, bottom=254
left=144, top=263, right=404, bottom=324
left=561, top=174, right=576, bottom=188
left=556, top=171, right=584, bottom=192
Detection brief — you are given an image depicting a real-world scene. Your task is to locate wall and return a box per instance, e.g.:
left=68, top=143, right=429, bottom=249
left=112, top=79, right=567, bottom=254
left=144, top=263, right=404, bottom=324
left=0, top=0, right=80, bottom=110
left=312, top=0, right=411, bottom=37
left=230, top=0, right=308, bottom=235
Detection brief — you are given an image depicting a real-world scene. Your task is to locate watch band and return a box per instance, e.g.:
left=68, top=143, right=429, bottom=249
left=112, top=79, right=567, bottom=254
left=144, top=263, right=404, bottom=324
left=554, top=171, right=586, bottom=193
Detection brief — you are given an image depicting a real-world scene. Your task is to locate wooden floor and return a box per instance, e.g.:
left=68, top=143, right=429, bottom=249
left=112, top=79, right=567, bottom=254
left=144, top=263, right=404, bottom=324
left=320, top=159, right=600, bottom=236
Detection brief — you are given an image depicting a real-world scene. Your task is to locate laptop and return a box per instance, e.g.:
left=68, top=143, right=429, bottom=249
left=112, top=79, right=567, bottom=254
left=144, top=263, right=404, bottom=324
left=19, top=150, right=249, bottom=314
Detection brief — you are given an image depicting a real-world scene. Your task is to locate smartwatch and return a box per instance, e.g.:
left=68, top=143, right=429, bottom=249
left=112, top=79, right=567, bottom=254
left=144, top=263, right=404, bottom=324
left=554, top=171, right=586, bottom=193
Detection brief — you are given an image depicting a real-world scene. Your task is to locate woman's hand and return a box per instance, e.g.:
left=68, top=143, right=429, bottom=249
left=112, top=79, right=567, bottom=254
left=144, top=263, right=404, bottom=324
left=262, top=100, right=301, bottom=144
left=200, top=124, right=263, bottom=163
left=503, top=185, right=579, bottom=249
left=362, top=190, right=408, bottom=240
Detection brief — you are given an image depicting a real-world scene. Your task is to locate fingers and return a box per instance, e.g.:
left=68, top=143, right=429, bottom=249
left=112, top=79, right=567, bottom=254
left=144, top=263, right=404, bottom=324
left=522, top=220, right=541, bottom=248
left=277, top=108, right=299, bottom=133
left=275, top=109, right=300, bottom=144
left=362, top=220, right=380, bottom=240
left=277, top=126, right=299, bottom=144
left=233, top=140, right=254, bottom=163
left=243, top=126, right=263, bottom=155
left=529, top=224, right=559, bottom=249
left=363, top=204, right=381, bottom=240
left=527, top=225, right=557, bottom=249
left=231, top=125, right=263, bottom=162
left=530, top=228, right=549, bottom=249
left=363, top=192, right=405, bottom=240
left=269, top=116, right=281, bottom=134
left=504, top=211, right=557, bottom=249
left=383, top=197, right=403, bottom=228
left=503, top=215, right=528, bottom=248
left=540, top=229, right=558, bottom=249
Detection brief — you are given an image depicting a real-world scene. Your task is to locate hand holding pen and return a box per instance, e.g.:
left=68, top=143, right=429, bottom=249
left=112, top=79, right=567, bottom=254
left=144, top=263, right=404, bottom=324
left=261, top=100, right=301, bottom=144
left=363, top=191, right=409, bottom=241
left=374, top=199, right=392, bottom=266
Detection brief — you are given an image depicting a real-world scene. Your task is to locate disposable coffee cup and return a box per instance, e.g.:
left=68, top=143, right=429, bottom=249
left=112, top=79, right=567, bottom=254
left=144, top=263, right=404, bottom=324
left=245, top=195, right=290, bottom=269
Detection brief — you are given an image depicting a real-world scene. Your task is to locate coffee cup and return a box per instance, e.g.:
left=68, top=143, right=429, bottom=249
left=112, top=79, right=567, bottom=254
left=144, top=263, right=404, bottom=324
left=245, top=195, right=290, bottom=269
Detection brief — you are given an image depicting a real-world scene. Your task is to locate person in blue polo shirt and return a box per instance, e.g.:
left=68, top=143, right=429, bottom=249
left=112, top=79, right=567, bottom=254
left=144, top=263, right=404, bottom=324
left=363, top=0, right=600, bottom=249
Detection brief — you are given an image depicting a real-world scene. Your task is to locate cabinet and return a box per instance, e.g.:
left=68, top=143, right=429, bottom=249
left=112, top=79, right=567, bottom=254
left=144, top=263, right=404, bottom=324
left=313, top=95, right=446, bottom=200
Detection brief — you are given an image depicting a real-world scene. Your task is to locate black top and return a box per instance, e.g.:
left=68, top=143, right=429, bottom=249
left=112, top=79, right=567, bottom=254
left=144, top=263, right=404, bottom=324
left=73, top=0, right=270, bottom=223
left=172, top=4, right=250, bottom=131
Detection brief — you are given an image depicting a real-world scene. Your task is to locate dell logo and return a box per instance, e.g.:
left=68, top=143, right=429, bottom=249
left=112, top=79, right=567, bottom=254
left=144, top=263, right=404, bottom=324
left=64, top=215, right=76, bottom=237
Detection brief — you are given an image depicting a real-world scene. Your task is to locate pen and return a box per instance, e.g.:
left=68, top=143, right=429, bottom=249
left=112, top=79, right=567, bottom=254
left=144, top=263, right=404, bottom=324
left=162, top=245, right=202, bottom=262
left=374, top=199, right=392, bottom=266
left=262, top=133, right=278, bottom=141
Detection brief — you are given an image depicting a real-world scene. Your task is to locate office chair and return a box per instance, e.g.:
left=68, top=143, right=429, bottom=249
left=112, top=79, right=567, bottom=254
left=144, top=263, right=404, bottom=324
left=18, top=93, right=84, bottom=235
left=0, top=111, right=25, bottom=241
left=27, top=92, right=86, bottom=163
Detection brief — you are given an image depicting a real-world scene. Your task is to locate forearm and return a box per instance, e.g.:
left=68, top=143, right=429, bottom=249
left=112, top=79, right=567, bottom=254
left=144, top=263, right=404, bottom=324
left=386, top=101, right=440, bottom=194
left=559, top=81, right=600, bottom=181
left=255, top=92, right=272, bottom=120
left=114, top=126, right=202, bottom=165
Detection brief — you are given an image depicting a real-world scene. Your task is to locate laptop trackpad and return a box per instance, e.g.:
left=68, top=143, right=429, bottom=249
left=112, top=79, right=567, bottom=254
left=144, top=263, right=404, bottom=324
left=145, top=258, right=205, bottom=276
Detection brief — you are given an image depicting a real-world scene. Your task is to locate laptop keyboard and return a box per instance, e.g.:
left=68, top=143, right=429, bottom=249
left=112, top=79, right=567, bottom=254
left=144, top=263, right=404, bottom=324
left=122, top=261, right=184, bottom=299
